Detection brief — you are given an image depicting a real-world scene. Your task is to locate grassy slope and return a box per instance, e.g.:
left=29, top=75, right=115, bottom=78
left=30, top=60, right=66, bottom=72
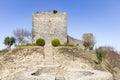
left=0, top=46, right=120, bottom=79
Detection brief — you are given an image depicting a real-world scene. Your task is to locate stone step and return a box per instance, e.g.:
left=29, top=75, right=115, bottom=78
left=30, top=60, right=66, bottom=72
left=44, top=46, right=54, bottom=65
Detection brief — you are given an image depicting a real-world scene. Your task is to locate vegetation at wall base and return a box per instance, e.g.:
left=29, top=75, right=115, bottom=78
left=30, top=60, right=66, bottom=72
left=60, top=43, right=74, bottom=47
left=17, top=43, right=36, bottom=47
left=51, top=38, right=60, bottom=47
left=36, top=38, right=45, bottom=46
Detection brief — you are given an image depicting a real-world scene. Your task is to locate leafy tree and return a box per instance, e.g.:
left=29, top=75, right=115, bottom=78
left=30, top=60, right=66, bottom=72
left=4, top=36, right=16, bottom=49
left=13, top=28, right=32, bottom=44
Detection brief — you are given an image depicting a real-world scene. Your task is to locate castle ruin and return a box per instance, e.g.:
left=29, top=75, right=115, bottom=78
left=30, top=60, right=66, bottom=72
left=32, top=11, right=83, bottom=48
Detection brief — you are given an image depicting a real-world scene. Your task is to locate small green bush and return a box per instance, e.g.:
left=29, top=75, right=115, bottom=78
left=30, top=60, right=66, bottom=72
left=96, top=48, right=106, bottom=64
left=36, top=38, right=45, bottom=46
left=51, top=38, right=60, bottom=47
left=53, top=10, right=58, bottom=14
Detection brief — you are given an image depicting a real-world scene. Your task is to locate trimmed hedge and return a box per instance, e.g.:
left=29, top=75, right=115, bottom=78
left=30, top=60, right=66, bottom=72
left=51, top=38, right=60, bottom=47
left=36, top=38, right=45, bottom=46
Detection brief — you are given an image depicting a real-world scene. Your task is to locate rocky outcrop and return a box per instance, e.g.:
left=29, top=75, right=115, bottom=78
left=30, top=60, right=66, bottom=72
left=15, top=65, right=113, bottom=80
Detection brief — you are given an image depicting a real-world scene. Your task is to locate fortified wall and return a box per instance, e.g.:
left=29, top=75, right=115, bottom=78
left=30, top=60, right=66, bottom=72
left=32, top=11, right=67, bottom=45
left=32, top=11, right=84, bottom=48
left=67, top=35, right=84, bottom=49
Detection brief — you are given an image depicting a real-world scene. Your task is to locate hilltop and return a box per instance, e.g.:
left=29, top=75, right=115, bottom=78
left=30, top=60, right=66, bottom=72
left=0, top=46, right=119, bottom=80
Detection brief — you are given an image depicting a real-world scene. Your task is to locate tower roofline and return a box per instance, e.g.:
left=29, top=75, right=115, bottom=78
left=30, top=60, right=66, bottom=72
left=33, top=10, right=67, bottom=14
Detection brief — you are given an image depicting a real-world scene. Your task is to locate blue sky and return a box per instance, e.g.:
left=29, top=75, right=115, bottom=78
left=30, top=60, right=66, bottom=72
left=0, top=0, right=120, bottom=51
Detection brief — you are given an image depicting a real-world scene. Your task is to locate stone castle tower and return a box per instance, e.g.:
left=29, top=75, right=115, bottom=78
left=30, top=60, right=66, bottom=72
left=32, top=11, right=67, bottom=45
left=32, top=11, right=84, bottom=48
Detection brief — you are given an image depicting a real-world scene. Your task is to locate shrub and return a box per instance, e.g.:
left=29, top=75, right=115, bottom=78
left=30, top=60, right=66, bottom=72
left=53, top=10, right=58, bottom=14
left=60, top=43, right=74, bottom=47
left=36, top=38, right=45, bottom=46
left=51, top=38, right=60, bottom=47
left=96, top=48, right=106, bottom=64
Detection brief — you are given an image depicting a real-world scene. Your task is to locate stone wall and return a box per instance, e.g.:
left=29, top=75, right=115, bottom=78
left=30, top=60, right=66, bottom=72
left=83, top=33, right=94, bottom=42
left=32, top=11, right=67, bottom=45
left=82, top=33, right=94, bottom=49
left=67, top=35, right=84, bottom=49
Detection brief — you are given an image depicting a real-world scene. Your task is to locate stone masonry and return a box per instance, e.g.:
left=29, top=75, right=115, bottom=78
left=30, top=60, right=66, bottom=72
left=32, top=11, right=67, bottom=45
left=32, top=10, right=84, bottom=48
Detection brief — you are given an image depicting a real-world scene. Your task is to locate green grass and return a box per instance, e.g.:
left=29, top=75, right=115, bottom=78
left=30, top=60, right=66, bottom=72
left=17, top=43, right=37, bottom=47
left=60, top=43, right=75, bottom=47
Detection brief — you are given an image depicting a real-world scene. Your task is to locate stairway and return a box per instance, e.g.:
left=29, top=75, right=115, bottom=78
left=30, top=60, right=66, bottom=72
left=44, top=46, right=54, bottom=65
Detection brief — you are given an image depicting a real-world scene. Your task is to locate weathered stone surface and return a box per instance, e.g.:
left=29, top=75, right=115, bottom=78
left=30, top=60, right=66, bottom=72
left=67, top=69, right=113, bottom=80
left=83, top=33, right=94, bottom=42
left=15, top=67, right=113, bottom=80
left=32, top=12, right=67, bottom=45
left=32, top=11, right=84, bottom=48
left=67, top=35, right=84, bottom=48
left=55, top=76, right=65, bottom=80
left=82, top=33, right=94, bottom=49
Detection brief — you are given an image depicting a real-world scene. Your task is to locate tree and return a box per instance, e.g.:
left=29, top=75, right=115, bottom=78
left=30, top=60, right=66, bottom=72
left=13, top=28, right=32, bottom=44
left=83, top=33, right=95, bottom=50
left=4, top=36, right=16, bottom=49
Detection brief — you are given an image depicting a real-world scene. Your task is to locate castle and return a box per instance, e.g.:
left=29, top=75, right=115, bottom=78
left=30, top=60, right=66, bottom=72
left=32, top=10, right=83, bottom=48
